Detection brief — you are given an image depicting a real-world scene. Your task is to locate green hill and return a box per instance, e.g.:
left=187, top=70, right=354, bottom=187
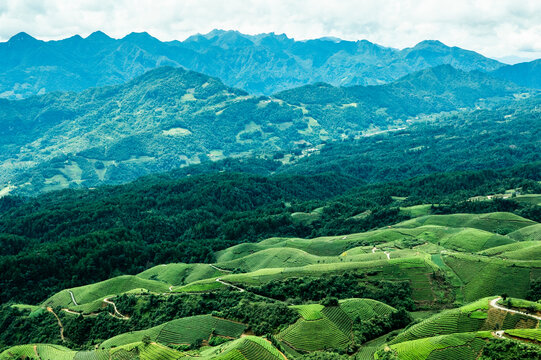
left=216, top=247, right=420, bottom=273
left=389, top=297, right=540, bottom=345
left=177, top=256, right=441, bottom=307
left=1, top=63, right=532, bottom=196
left=508, top=223, right=541, bottom=241
left=0, top=342, right=184, bottom=360
left=101, top=314, right=246, bottom=348
left=1, top=332, right=283, bottom=360
left=478, top=241, right=541, bottom=260
left=216, top=225, right=515, bottom=262
left=137, top=263, right=223, bottom=286
left=382, top=330, right=541, bottom=360
left=442, top=253, right=540, bottom=302
left=277, top=298, right=396, bottom=352
left=189, top=336, right=284, bottom=360
left=491, top=59, right=541, bottom=89
left=42, top=275, right=170, bottom=313
left=393, top=212, right=537, bottom=234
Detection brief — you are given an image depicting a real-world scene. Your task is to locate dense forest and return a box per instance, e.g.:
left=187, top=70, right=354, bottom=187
left=0, top=162, right=539, bottom=304
left=1, top=64, right=537, bottom=196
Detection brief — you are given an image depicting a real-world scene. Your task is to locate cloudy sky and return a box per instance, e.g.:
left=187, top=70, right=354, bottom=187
left=1, top=0, right=540, bottom=62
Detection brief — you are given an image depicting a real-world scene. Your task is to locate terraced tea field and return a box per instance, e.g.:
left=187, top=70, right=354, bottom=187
left=277, top=299, right=396, bottom=351
left=4, top=209, right=538, bottom=360
left=102, top=315, right=246, bottom=348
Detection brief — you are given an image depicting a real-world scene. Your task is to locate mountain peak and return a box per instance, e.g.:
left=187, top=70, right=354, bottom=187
left=8, top=32, right=37, bottom=43
left=413, top=40, right=448, bottom=49
left=123, top=31, right=156, bottom=41
left=317, top=36, right=343, bottom=43
left=86, top=31, right=112, bottom=42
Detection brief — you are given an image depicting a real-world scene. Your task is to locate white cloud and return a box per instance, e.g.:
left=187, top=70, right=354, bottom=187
left=0, top=0, right=540, bottom=61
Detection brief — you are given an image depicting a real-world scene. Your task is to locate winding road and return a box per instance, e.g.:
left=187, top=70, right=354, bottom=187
left=216, top=278, right=245, bottom=292
left=68, top=290, right=78, bottom=306
left=46, top=307, right=65, bottom=341
left=210, top=264, right=232, bottom=273
left=490, top=297, right=541, bottom=321
left=104, top=297, right=129, bottom=319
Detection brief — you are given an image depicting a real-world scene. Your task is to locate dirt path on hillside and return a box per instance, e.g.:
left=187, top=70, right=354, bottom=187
left=262, top=337, right=288, bottom=360
left=46, top=307, right=65, bottom=341
left=210, top=264, right=233, bottom=272
left=104, top=297, right=129, bottom=319
left=490, top=297, right=541, bottom=321
left=216, top=278, right=245, bottom=292
left=61, top=308, right=100, bottom=317
left=33, top=345, right=41, bottom=359
left=68, top=290, right=79, bottom=306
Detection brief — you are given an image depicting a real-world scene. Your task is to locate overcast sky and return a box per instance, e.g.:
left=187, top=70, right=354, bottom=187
left=1, top=0, right=540, bottom=62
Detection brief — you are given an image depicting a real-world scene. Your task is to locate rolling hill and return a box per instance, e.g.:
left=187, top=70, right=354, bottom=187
left=0, top=336, right=286, bottom=360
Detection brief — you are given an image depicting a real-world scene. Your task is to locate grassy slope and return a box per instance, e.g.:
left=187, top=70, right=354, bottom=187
left=277, top=298, right=395, bottom=352
left=385, top=329, right=541, bottom=360
left=42, top=275, right=170, bottom=312
left=0, top=342, right=185, bottom=360
left=179, top=256, right=439, bottom=305
left=442, top=253, right=541, bottom=302
left=101, top=314, right=246, bottom=348
left=33, top=211, right=538, bottom=315
left=189, top=336, right=284, bottom=360
left=216, top=213, right=527, bottom=261
left=508, top=223, right=541, bottom=241
left=393, top=212, right=537, bottom=234
left=137, top=263, right=222, bottom=286
left=389, top=297, right=540, bottom=345
left=1, top=337, right=285, bottom=360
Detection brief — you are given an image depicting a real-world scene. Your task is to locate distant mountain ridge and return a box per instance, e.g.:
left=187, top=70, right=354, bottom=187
left=0, top=64, right=527, bottom=195
left=0, top=29, right=506, bottom=99
left=491, top=59, right=541, bottom=89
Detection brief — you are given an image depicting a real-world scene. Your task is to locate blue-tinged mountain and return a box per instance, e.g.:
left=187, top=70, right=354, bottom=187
left=490, top=59, right=541, bottom=89
left=0, top=65, right=528, bottom=196
left=0, top=30, right=505, bottom=99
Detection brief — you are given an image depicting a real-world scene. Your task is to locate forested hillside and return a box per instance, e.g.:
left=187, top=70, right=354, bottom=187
left=1, top=163, right=539, bottom=304
left=491, top=59, right=541, bottom=89
left=0, top=65, right=534, bottom=196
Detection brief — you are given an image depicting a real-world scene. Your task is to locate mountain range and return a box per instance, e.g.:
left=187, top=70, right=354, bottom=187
left=0, top=29, right=529, bottom=99
left=0, top=64, right=531, bottom=196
